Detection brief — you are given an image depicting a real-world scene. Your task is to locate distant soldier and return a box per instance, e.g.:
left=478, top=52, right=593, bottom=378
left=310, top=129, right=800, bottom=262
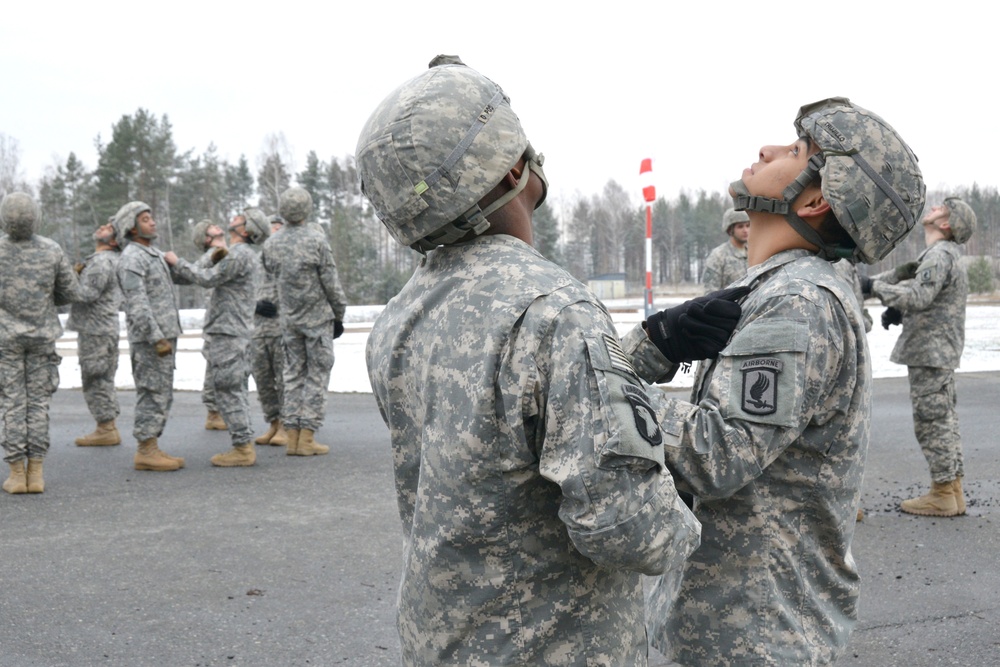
left=190, top=219, right=228, bottom=431
left=166, top=209, right=268, bottom=466
left=0, top=192, right=80, bottom=494
left=69, top=217, right=124, bottom=447
left=701, top=207, right=749, bottom=291
left=251, top=214, right=288, bottom=447
left=863, top=197, right=975, bottom=517
left=260, top=187, right=347, bottom=456
left=114, top=201, right=186, bottom=472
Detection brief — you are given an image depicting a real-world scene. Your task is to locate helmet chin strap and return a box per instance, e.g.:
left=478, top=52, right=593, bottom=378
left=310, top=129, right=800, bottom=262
left=730, top=153, right=850, bottom=261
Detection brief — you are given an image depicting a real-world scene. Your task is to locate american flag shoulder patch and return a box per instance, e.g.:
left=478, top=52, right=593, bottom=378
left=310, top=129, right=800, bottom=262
left=603, top=333, right=637, bottom=376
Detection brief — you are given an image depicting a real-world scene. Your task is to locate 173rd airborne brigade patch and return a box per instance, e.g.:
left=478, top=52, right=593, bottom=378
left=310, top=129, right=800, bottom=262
left=740, top=357, right=783, bottom=416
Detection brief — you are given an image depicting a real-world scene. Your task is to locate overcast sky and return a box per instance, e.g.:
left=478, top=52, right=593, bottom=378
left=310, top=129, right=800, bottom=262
left=3, top=0, right=993, bottom=218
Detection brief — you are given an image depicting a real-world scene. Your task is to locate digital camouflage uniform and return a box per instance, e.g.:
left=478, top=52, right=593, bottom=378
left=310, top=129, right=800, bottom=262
left=634, top=250, right=870, bottom=666
left=171, top=243, right=257, bottom=446
left=67, top=250, right=122, bottom=424
left=833, top=259, right=873, bottom=333
left=367, top=234, right=700, bottom=666
left=118, top=242, right=183, bottom=441
left=0, top=204, right=80, bottom=463
left=871, top=240, right=967, bottom=482
left=261, top=223, right=346, bottom=432
left=251, top=250, right=283, bottom=424
left=701, top=240, right=748, bottom=292
left=194, top=248, right=220, bottom=416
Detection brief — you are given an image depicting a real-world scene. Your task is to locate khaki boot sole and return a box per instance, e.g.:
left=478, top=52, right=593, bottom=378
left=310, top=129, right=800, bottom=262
left=900, top=499, right=960, bottom=517
left=75, top=433, right=121, bottom=446
left=210, top=447, right=257, bottom=467
left=134, top=456, right=182, bottom=472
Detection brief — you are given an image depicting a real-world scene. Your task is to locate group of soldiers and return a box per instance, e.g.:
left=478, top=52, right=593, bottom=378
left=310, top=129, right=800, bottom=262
left=1, top=185, right=347, bottom=494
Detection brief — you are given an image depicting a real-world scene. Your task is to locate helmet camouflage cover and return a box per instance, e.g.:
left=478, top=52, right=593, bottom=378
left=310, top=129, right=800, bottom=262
left=943, top=197, right=975, bottom=244
left=1, top=192, right=40, bottom=241
left=356, top=60, right=543, bottom=252
left=722, top=207, right=749, bottom=234
left=242, top=206, right=271, bottom=244
left=191, top=219, right=218, bottom=252
left=112, top=201, right=152, bottom=248
left=279, top=187, right=313, bottom=224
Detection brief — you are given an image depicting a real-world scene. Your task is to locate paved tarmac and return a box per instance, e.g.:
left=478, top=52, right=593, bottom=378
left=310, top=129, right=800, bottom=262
left=2, top=373, right=998, bottom=667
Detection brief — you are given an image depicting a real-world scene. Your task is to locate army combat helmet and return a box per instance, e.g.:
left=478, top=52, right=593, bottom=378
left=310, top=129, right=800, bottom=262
left=191, top=219, right=220, bottom=252
left=943, top=197, right=975, bottom=244
left=1, top=192, right=40, bottom=241
left=731, top=97, right=926, bottom=264
left=722, top=207, right=749, bottom=235
left=241, top=206, right=271, bottom=244
left=356, top=58, right=547, bottom=252
left=279, top=187, right=312, bottom=224
left=112, top=201, right=152, bottom=248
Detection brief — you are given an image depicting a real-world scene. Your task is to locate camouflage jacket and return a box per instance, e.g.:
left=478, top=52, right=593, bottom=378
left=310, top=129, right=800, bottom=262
left=0, top=234, right=79, bottom=343
left=832, top=259, right=873, bottom=333
left=252, top=250, right=281, bottom=339
left=171, top=243, right=256, bottom=339
left=67, top=249, right=122, bottom=336
left=701, top=240, right=748, bottom=292
left=117, top=242, right=182, bottom=344
left=872, top=240, right=967, bottom=369
left=626, top=249, right=869, bottom=666
left=261, top=223, right=347, bottom=336
left=367, top=234, right=700, bottom=667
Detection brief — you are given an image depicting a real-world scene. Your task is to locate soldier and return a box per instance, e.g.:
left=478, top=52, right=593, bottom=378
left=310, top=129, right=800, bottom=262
left=640, top=98, right=926, bottom=666
left=165, top=209, right=267, bottom=466
left=862, top=197, right=975, bottom=517
left=70, top=218, right=124, bottom=447
left=701, top=207, right=749, bottom=291
left=190, top=219, right=228, bottom=431
left=0, top=192, right=80, bottom=494
left=114, top=201, right=186, bottom=472
left=251, top=214, right=288, bottom=447
left=355, top=58, right=750, bottom=665
left=260, top=187, right=347, bottom=457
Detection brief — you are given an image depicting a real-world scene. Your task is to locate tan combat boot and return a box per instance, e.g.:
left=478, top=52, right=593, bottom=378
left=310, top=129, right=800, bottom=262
left=26, top=458, right=44, bottom=493
left=210, top=443, right=256, bottom=467
left=255, top=419, right=288, bottom=446
left=134, top=438, right=183, bottom=472
left=269, top=421, right=289, bottom=446
left=291, top=429, right=329, bottom=457
left=953, top=478, right=967, bottom=515
left=283, top=429, right=300, bottom=456
left=3, top=460, right=27, bottom=494
left=75, top=420, right=121, bottom=446
left=900, top=480, right=962, bottom=517
left=205, top=411, right=227, bottom=430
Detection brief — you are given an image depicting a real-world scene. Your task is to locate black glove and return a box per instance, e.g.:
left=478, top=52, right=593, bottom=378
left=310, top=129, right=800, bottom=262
left=894, top=261, right=920, bottom=281
left=859, top=274, right=873, bottom=298
left=644, top=285, right=750, bottom=364
left=255, top=300, right=278, bottom=318
left=333, top=320, right=345, bottom=339
left=881, top=306, right=903, bottom=330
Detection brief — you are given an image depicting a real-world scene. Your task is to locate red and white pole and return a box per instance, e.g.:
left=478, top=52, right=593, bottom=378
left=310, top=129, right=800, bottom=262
left=639, top=158, right=656, bottom=318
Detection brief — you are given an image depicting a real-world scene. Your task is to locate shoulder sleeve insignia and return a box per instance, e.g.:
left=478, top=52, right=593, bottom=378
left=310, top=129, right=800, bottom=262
left=740, top=357, right=783, bottom=415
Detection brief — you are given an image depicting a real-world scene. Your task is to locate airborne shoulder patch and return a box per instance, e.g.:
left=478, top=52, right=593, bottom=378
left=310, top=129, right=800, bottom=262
left=621, top=383, right=662, bottom=447
left=740, top=357, right=783, bottom=415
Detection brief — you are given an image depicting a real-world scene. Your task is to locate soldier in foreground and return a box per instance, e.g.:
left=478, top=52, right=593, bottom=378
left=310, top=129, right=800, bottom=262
left=251, top=214, right=288, bottom=447
left=641, top=98, right=925, bottom=665
left=701, top=207, right=749, bottom=292
left=0, top=192, right=79, bottom=493
left=166, top=209, right=267, bottom=466
left=357, top=58, right=751, bottom=666
left=190, top=219, right=228, bottom=431
left=862, top=197, right=975, bottom=517
left=114, top=201, right=186, bottom=471
left=70, top=218, right=123, bottom=447
left=261, top=187, right=347, bottom=457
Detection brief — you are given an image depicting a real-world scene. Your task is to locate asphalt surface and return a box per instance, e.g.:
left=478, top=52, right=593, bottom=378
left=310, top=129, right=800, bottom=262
left=2, top=373, right=998, bottom=667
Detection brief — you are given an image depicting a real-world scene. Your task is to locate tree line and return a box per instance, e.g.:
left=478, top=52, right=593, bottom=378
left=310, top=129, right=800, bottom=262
left=2, top=110, right=997, bottom=307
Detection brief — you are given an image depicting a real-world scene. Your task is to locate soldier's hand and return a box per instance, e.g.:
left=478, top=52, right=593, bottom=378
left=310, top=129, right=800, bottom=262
left=73, top=262, right=86, bottom=274
left=333, top=320, right=345, bottom=339
left=154, top=339, right=173, bottom=357
left=255, top=300, right=278, bottom=318
left=881, top=306, right=903, bottom=330
left=645, top=285, right=750, bottom=364
left=894, top=261, right=920, bottom=281
left=163, top=251, right=179, bottom=266
left=859, top=274, right=873, bottom=298
left=211, top=247, right=228, bottom=265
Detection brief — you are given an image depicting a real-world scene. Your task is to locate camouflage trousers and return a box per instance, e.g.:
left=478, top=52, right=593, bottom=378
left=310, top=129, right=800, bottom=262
left=129, top=339, right=175, bottom=441
left=78, top=333, right=120, bottom=423
left=282, top=331, right=333, bottom=431
left=0, top=340, right=60, bottom=462
left=251, top=335, right=284, bottom=424
left=908, top=366, right=964, bottom=482
left=205, top=335, right=253, bottom=445
left=201, top=334, right=218, bottom=413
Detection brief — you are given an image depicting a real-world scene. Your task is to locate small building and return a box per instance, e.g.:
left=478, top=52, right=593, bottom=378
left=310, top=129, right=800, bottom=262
left=588, top=272, right=627, bottom=300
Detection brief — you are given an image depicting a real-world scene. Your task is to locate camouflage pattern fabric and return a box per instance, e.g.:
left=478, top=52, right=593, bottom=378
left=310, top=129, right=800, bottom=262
left=201, top=335, right=218, bottom=413
left=626, top=249, right=870, bottom=666
left=833, top=259, right=873, bottom=333
left=907, top=366, right=963, bottom=482
left=872, top=240, right=967, bottom=370
left=77, top=334, right=120, bottom=423
left=367, top=234, right=700, bottom=667
left=251, top=335, right=284, bottom=423
left=252, top=251, right=282, bottom=338
left=282, top=331, right=333, bottom=432
left=701, top=241, right=748, bottom=293
left=203, top=335, right=253, bottom=445
left=0, top=340, right=61, bottom=462
left=129, top=340, right=176, bottom=440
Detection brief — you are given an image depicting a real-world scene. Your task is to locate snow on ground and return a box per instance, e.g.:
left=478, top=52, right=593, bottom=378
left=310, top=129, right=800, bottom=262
left=56, top=301, right=1000, bottom=394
